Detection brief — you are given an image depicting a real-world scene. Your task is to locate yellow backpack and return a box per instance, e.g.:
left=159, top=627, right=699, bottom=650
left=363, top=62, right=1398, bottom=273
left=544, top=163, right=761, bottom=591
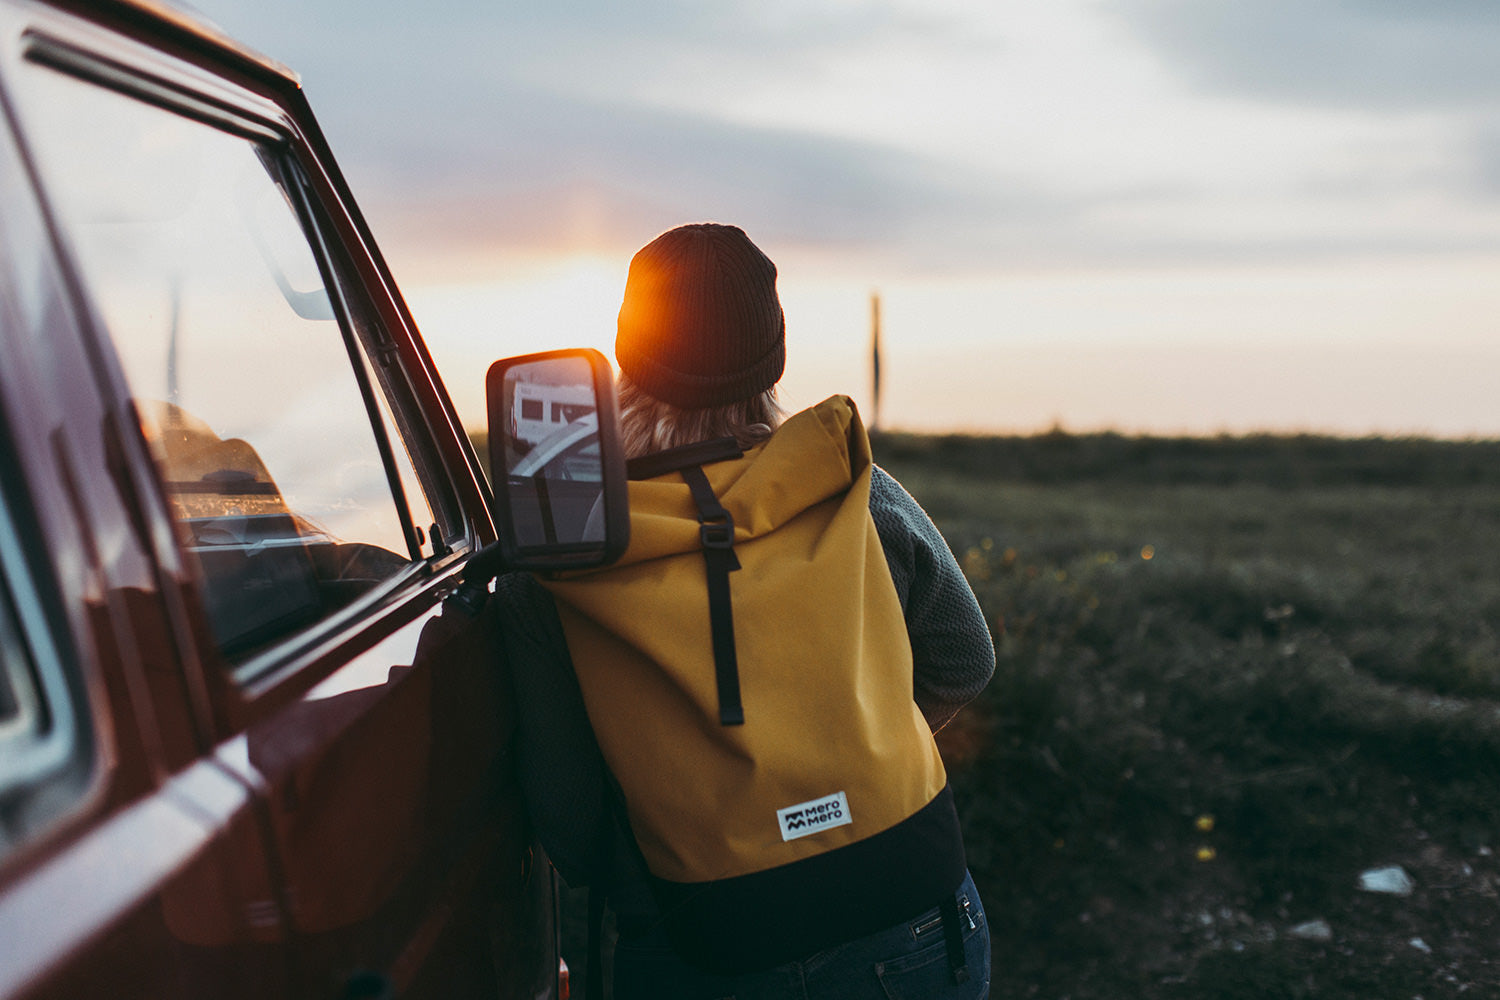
left=542, top=396, right=967, bottom=971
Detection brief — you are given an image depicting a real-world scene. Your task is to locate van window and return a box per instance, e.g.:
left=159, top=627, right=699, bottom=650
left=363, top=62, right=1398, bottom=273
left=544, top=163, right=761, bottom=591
left=14, top=62, right=427, bottom=669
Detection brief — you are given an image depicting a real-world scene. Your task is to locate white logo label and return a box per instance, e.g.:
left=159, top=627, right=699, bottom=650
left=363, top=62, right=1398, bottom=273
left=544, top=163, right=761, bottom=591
left=777, top=791, right=852, bottom=842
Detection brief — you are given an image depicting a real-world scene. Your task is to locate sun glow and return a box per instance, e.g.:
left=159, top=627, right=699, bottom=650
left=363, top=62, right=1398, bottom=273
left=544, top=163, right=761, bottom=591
left=404, top=249, right=1500, bottom=441
left=404, top=254, right=625, bottom=429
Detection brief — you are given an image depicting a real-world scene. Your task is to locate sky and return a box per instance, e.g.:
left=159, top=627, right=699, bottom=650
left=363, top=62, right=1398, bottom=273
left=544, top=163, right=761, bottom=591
left=185, top=0, right=1500, bottom=437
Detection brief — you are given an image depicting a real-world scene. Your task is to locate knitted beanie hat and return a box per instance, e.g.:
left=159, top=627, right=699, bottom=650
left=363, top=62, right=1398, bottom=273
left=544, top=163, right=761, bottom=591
left=615, top=223, right=786, bottom=409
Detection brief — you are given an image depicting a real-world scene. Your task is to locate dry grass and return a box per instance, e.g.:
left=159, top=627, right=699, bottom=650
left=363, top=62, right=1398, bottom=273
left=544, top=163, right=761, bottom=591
left=875, top=430, right=1500, bottom=999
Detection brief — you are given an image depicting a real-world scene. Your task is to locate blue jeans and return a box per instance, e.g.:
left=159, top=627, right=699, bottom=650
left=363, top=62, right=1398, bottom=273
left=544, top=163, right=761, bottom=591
left=612, top=870, right=990, bottom=1000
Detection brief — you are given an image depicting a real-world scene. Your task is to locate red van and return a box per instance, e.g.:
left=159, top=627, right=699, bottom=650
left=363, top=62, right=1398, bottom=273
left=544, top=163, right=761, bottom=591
left=0, top=1, right=626, bottom=996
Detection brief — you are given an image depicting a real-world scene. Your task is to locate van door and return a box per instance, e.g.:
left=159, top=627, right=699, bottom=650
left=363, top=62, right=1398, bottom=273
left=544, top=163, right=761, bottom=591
left=0, top=46, right=290, bottom=999
left=6, top=25, right=552, bottom=999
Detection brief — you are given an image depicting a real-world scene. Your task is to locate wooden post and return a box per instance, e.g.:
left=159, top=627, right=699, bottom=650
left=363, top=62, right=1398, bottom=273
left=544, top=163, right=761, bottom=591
left=870, top=290, right=882, bottom=433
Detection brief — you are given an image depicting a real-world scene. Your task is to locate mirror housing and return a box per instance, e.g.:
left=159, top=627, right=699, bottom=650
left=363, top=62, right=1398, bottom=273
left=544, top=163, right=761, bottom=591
left=449, top=347, right=628, bottom=616
left=482, top=347, right=629, bottom=574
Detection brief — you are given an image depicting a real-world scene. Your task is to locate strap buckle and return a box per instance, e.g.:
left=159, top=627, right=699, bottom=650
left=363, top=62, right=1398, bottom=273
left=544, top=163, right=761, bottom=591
left=699, top=515, right=735, bottom=550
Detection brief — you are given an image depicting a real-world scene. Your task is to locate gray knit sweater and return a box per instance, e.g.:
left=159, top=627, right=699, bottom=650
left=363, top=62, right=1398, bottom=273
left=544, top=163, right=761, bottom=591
left=491, top=465, right=995, bottom=912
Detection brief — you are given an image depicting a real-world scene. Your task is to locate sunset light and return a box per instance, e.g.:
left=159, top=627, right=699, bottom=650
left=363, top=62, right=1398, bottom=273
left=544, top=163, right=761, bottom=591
left=20, top=5, right=1500, bottom=999
left=406, top=254, right=622, bottom=421
left=190, top=0, right=1500, bottom=438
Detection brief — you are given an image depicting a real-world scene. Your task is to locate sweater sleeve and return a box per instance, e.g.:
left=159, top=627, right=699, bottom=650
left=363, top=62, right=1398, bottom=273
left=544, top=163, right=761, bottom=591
left=868, top=465, right=996, bottom=731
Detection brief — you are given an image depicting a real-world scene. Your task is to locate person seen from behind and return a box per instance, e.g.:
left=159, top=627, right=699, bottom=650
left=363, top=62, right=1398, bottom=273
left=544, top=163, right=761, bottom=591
left=495, top=222, right=996, bottom=999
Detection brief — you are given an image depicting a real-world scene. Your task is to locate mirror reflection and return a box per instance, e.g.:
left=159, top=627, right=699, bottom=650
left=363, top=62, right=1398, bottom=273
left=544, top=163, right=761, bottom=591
left=500, top=358, right=605, bottom=548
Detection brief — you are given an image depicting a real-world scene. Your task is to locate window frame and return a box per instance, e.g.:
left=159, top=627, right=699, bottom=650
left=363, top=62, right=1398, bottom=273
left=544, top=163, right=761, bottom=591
left=14, top=36, right=459, bottom=688
left=0, top=453, right=89, bottom=849
left=273, top=149, right=464, bottom=559
left=261, top=147, right=427, bottom=565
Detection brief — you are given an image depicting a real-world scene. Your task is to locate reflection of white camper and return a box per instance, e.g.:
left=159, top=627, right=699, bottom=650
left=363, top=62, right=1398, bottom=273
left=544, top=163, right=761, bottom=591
left=511, top=381, right=596, bottom=446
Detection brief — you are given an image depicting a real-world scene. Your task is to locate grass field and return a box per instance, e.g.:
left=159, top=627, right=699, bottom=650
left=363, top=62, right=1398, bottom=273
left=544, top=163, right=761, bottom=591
left=873, top=431, right=1500, bottom=999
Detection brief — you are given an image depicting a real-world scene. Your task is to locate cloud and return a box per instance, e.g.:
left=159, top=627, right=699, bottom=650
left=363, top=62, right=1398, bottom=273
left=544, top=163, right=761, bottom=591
left=336, top=84, right=1050, bottom=266
left=186, top=0, right=1500, bottom=272
left=1112, top=0, right=1500, bottom=111
left=1471, top=126, right=1500, bottom=197
left=191, top=0, right=942, bottom=94
left=189, top=0, right=1026, bottom=264
left=1104, top=0, right=1500, bottom=250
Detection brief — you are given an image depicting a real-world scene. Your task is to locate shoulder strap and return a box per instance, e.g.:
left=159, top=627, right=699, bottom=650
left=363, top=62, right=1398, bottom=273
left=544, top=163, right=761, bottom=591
left=624, top=436, right=748, bottom=727
left=679, top=464, right=745, bottom=726
left=626, top=436, right=743, bottom=480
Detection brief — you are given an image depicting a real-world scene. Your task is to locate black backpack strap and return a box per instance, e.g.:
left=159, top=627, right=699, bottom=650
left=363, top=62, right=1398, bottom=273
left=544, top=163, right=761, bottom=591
left=626, top=436, right=743, bottom=480
left=939, top=892, right=972, bottom=985
left=678, top=464, right=745, bottom=726
left=585, top=885, right=606, bottom=1000
left=585, top=771, right=614, bottom=1000
left=587, top=765, right=661, bottom=1000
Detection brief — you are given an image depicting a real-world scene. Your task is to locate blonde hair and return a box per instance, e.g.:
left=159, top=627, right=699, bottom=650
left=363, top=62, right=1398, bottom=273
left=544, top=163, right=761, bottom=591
left=617, top=374, right=784, bottom=460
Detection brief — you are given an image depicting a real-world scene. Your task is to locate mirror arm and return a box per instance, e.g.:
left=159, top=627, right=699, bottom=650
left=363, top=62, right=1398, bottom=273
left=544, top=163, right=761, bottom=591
left=444, top=540, right=507, bottom=617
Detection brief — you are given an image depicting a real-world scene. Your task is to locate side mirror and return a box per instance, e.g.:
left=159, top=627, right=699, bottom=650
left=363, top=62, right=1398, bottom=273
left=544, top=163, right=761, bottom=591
left=483, top=347, right=629, bottom=572
left=450, top=348, right=629, bottom=614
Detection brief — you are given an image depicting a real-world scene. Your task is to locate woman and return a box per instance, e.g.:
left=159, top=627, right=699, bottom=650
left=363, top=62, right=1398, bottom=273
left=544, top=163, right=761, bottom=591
left=496, top=223, right=995, bottom=999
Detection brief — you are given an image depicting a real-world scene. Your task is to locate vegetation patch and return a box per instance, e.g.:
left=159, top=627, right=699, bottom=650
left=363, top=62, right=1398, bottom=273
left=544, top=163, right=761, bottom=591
left=876, top=431, right=1500, bottom=999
